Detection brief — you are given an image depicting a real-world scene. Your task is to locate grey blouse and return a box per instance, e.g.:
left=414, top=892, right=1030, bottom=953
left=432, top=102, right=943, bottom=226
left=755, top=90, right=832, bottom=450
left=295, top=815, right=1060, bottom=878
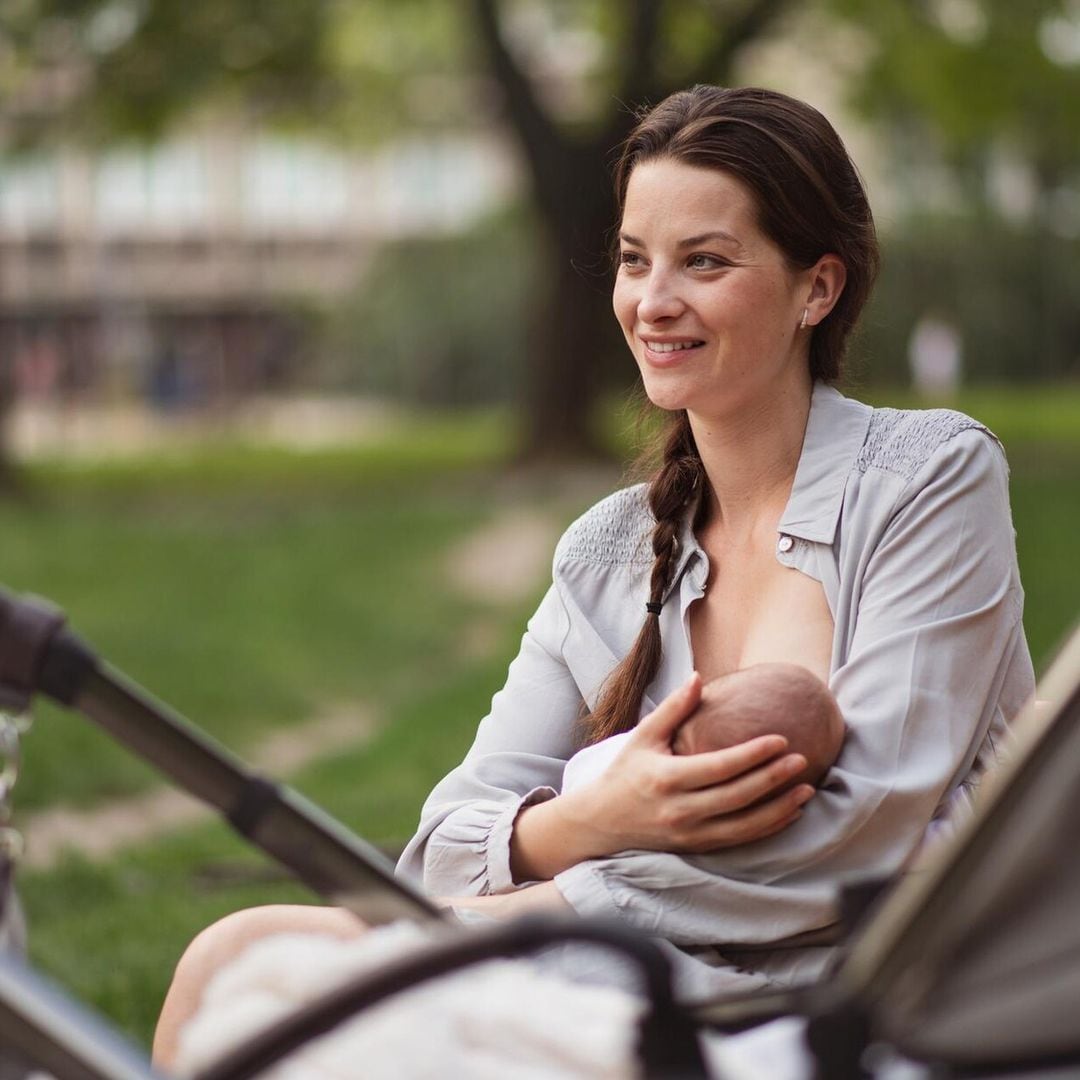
left=397, top=383, right=1035, bottom=999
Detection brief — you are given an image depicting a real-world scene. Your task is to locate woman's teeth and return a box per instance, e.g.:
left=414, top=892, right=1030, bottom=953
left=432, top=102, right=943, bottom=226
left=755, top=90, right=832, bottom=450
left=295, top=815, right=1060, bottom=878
left=648, top=341, right=703, bottom=353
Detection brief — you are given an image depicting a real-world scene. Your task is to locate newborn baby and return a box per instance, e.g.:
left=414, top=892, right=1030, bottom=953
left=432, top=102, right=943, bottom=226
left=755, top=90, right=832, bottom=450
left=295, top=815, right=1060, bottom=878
left=563, top=662, right=845, bottom=794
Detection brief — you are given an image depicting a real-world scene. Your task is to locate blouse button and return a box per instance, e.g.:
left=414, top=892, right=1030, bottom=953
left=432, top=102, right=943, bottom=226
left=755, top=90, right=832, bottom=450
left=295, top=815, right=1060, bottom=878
left=777, top=535, right=794, bottom=553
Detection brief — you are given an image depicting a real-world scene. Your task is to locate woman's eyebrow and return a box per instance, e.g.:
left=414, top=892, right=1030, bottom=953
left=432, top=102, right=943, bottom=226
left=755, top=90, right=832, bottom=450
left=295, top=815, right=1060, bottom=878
left=677, top=230, right=743, bottom=250
left=618, top=230, right=744, bottom=250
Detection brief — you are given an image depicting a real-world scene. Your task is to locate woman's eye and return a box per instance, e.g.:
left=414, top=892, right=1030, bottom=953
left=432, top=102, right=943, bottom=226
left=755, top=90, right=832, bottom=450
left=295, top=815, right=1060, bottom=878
left=687, top=253, right=725, bottom=270
left=619, top=251, right=645, bottom=269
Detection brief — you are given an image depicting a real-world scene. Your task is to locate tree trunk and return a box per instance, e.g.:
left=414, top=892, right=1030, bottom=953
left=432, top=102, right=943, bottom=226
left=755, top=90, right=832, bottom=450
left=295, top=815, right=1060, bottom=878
left=518, top=135, right=633, bottom=460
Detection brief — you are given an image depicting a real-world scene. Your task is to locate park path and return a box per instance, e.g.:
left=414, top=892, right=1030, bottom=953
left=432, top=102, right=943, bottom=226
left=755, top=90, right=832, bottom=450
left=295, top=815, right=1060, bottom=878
left=20, top=706, right=378, bottom=871
left=19, top=499, right=573, bottom=872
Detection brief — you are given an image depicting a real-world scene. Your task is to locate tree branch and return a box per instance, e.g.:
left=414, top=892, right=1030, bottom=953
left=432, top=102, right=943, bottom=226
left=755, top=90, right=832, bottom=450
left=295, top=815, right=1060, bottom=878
left=684, top=0, right=793, bottom=88
left=614, top=0, right=665, bottom=112
left=470, top=0, right=559, bottom=168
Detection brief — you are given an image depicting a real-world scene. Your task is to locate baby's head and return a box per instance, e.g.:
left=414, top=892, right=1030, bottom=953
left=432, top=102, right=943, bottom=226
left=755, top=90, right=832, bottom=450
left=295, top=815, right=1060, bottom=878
left=671, top=663, right=844, bottom=786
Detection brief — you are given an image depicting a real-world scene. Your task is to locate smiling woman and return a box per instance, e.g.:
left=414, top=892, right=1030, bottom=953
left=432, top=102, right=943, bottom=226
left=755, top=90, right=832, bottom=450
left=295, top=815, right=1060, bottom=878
left=155, top=86, right=1035, bottom=1070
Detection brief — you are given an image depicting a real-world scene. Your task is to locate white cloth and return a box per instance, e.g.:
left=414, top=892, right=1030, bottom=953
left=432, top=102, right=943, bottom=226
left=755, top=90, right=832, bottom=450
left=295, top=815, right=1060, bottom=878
left=175, top=926, right=646, bottom=1080
left=561, top=734, right=631, bottom=794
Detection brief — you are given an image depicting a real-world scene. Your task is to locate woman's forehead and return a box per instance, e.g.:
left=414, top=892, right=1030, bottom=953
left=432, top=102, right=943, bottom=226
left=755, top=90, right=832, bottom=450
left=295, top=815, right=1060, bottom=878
left=621, top=158, right=759, bottom=242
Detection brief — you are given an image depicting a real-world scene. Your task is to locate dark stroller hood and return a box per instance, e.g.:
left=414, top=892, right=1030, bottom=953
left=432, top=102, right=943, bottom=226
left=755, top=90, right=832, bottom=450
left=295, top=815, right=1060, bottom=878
left=836, top=629, right=1080, bottom=1069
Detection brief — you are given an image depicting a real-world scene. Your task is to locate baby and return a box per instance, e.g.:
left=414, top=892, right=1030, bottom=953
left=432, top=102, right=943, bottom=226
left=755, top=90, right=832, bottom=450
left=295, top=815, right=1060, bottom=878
left=563, top=662, right=845, bottom=794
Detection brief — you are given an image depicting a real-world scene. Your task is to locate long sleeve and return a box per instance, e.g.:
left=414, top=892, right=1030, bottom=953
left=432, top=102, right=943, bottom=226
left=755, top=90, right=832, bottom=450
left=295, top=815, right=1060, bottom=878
left=554, top=429, right=1034, bottom=947
left=396, top=581, right=584, bottom=896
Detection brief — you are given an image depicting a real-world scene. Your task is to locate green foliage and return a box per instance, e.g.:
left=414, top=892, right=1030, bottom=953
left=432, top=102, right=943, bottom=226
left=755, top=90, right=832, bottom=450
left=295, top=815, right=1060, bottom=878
left=853, top=215, right=1080, bottom=386
left=323, top=208, right=537, bottom=406
left=834, top=0, right=1080, bottom=177
left=5, top=0, right=463, bottom=143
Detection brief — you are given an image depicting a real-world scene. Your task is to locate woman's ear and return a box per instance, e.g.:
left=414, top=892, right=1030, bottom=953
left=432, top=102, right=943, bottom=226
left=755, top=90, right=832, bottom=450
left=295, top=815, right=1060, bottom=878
left=803, top=254, right=846, bottom=327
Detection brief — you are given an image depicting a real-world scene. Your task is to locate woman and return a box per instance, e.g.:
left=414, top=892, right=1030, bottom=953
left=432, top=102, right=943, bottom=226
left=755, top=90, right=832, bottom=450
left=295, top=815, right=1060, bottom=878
left=155, top=85, right=1034, bottom=1061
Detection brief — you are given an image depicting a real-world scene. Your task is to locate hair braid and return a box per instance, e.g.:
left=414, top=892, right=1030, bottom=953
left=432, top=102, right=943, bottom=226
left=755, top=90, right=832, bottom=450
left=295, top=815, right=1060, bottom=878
left=583, top=412, right=703, bottom=744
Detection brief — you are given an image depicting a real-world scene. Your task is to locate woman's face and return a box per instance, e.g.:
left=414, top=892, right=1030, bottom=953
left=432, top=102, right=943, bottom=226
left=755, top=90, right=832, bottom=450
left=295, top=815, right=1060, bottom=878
left=613, top=157, right=813, bottom=420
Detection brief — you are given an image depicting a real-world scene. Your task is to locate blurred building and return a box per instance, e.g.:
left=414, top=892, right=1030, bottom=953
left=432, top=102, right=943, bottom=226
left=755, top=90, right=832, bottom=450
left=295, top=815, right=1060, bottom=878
left=0, top=123, right=517, bottom=410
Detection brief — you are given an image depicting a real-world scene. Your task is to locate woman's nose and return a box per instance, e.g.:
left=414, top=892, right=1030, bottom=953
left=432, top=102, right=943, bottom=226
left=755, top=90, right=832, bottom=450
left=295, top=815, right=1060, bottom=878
left=636, top=273, right=685, bottom=324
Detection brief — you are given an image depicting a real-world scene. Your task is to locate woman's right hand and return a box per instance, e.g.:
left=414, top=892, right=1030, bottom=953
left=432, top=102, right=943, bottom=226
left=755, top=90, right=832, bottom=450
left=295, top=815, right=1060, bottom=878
left=510, top=673, right=814, bottom=882
left=566, top=672, right=815, bottom=856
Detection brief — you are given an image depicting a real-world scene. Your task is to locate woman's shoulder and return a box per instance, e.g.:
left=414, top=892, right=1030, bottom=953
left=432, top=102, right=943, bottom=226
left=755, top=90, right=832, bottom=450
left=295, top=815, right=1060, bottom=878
left=855, top=400, right=1002, bottom=484
left=553, top=484, right=655, bottom=570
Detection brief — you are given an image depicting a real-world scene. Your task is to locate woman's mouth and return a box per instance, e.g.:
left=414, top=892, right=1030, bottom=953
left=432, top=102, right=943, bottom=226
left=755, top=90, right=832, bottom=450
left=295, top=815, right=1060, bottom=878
left=641, top=339, right=705, bottom=364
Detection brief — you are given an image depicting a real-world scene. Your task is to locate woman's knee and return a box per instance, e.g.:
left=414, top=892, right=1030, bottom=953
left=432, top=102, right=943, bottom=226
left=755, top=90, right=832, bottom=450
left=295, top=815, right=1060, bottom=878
left=178, top=904, right=365, bottom=982
left=155, top=904, right=365, bottom=1067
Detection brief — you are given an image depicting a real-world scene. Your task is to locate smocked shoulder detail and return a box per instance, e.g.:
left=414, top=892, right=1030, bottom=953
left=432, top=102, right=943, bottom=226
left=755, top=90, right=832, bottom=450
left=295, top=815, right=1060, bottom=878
left=855, top=407, right=988, bottom=482
left=555, top=485, right=654, bottom=567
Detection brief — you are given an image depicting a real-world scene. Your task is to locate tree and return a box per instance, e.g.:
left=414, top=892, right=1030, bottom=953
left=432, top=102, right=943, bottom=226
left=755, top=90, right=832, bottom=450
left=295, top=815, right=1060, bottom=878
left=833, top=0, right=1080, bottom=195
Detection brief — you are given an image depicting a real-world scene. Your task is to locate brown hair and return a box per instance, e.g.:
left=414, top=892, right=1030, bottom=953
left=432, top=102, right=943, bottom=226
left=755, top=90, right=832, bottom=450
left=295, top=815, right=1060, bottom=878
left=584, top=86, right=879, bottom=745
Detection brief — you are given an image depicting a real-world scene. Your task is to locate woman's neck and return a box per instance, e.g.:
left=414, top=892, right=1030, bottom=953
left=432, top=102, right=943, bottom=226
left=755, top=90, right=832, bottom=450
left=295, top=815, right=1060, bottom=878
left=688, top=375, right=813, bottom=542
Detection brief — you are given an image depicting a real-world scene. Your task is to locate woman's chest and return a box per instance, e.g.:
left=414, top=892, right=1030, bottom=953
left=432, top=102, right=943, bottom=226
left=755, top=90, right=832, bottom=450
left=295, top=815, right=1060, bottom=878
left=686, top=543, right=834, bottom=684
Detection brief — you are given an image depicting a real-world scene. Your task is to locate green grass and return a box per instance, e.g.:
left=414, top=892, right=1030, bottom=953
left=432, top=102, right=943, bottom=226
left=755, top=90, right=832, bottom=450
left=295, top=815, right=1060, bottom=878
left=8, top=387, right=1080, bottom=1049
left=9, top=418, right=514, bottom=813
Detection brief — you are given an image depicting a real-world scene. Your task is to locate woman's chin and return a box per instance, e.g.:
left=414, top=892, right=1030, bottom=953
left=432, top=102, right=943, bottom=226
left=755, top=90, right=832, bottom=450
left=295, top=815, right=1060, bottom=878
left=639, top=375, right=696, bottom=414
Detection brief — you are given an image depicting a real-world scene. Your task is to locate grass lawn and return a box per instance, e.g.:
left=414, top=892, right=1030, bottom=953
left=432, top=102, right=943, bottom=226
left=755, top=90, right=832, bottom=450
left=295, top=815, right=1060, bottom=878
left=9, top=385, right=1080, bottom=1049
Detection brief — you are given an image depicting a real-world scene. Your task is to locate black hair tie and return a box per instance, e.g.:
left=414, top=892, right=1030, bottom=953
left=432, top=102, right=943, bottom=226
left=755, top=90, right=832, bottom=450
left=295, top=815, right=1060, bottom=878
left=645, top=601, right=663, bottom=616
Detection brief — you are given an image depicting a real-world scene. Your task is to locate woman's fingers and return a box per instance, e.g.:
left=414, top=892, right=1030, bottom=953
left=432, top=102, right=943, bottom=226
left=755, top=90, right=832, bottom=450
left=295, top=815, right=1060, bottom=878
left=677, top=752, right=810, bottom=819
left=690, top=785, right=815, bottom=850
left=672, top=735, right=792, bottom=790
left=631, top=671, right=703, bottom=745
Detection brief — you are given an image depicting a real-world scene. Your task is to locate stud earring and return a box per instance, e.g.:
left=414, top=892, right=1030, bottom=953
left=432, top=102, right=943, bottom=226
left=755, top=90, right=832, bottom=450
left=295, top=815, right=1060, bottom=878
left=800, top=308, right=808, bottom=330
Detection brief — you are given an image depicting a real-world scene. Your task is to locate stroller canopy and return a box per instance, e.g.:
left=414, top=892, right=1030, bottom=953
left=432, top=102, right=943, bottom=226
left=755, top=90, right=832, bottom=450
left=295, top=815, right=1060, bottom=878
left=839, top=628, right=1080, bottom=1070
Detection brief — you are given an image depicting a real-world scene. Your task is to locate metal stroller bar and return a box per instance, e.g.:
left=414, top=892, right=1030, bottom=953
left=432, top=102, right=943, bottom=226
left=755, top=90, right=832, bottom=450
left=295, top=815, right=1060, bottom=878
left=0, top=587, right=440, bottom=926
left=0, top=953, right=161, bottom=1080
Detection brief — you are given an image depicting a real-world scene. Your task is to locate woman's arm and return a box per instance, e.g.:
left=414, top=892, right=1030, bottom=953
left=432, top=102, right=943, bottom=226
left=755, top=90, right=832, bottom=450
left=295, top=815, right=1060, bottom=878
left=509, top=673, right=813, bottom=882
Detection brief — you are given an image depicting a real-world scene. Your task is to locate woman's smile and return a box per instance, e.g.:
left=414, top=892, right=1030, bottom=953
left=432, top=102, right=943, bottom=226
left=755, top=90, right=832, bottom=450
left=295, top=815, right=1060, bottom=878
left=640, top=337, right=707, bottom=365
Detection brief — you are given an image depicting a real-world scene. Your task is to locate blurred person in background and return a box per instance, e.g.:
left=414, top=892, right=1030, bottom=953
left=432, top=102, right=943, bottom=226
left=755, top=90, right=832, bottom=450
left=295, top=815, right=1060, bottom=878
left=909, top=310, right=963, bottom=399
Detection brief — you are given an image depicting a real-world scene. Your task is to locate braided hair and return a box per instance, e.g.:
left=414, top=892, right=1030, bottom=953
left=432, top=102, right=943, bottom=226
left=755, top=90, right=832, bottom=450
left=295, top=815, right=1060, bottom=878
left=586, top=412, right=702, bottom=743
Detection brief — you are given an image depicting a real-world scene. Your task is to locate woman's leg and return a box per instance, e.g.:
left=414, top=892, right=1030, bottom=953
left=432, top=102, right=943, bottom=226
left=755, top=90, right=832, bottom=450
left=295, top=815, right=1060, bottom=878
left=153, top=904, right=366, bottom=1069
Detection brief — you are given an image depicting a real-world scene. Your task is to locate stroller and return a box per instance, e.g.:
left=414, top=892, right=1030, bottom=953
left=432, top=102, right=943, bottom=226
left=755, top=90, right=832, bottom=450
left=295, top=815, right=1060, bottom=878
left=0, top=587, right=1077, bottom=1080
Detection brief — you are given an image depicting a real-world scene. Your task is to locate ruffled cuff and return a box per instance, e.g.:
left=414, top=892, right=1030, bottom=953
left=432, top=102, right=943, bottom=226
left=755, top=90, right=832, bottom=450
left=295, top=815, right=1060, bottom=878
left=423, top=786, right=557, bottom=896
left=487, top=786, right=559, bottom=893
